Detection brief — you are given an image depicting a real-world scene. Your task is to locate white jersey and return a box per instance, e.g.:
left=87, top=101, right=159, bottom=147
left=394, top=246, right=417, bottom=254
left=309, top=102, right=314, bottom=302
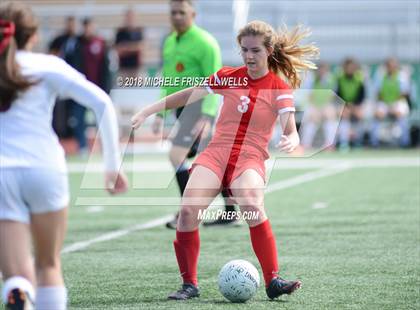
left=0, top=50, right=121, bottom=172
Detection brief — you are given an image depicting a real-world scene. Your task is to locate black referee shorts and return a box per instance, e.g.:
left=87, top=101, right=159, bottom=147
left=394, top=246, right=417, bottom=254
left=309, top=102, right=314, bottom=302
left=171, top=100, right=212, bottom=158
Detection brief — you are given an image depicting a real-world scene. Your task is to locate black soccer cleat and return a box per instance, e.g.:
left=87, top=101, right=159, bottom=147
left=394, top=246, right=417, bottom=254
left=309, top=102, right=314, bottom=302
left=266, top=277, right=301, bottom=300
left=6, top=288, right=34, bottom=310
left=168, top=283, right=200, bottom=300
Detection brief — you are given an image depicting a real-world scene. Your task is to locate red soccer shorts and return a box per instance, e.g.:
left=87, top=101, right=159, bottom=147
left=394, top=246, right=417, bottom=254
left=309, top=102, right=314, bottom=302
left=191, top=145, right=266, bottom=191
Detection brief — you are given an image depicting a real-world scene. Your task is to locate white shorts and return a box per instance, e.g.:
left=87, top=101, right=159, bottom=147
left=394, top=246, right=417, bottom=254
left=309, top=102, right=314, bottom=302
left=376, top=99, right=410, bottom=117
left=0, top=168, right=69, bottom=224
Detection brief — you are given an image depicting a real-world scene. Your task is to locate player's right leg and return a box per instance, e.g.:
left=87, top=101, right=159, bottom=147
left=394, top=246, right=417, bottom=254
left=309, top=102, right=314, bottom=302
left=168, top=165, right=221, bottom=300
left=31, top=208, right=68, bottom=310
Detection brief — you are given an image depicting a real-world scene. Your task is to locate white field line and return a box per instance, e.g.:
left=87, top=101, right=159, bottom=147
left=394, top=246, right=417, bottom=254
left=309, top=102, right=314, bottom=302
left=266, top=163, right=351, bottom=194
left=312, top=202, right=328, bottom=209
left=61, top=215, right=174, bottom=254
left=63, top=164, right=351, bottom=254
left=86, top=206, right=104, bottom=213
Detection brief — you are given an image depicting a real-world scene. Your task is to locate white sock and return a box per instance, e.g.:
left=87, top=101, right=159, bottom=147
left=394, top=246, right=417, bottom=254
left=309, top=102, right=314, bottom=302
left=36, top=286, right=67, bottom=310
left=1, top=276, right=35, bottom=304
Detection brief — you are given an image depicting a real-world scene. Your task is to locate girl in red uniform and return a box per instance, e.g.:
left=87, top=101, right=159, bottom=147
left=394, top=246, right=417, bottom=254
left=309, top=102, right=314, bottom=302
left=132, top=20, right=318, bottom=300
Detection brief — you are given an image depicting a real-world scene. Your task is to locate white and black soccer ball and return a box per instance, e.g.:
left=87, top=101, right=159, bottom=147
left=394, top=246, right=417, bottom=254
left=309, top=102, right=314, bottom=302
left=218, top=259, right=260, bottom=303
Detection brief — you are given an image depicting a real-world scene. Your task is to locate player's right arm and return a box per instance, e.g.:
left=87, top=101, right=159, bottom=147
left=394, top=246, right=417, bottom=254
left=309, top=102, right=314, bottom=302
left=131, top=86, right=208, bottom=129
left=133, top=66, right=230, bottom=129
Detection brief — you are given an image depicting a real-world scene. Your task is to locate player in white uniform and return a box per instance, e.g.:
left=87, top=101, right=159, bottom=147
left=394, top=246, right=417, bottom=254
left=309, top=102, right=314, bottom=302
left=0, top=2, right=128, bottom=310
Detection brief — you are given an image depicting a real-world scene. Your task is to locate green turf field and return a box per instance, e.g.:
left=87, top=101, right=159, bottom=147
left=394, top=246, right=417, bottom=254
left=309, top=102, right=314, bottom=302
left=2, top=150, right=420, bottom=309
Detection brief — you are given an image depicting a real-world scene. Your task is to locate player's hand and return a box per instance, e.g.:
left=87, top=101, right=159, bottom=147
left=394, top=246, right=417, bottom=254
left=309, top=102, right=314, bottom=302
left=105, top=171, right=128, bottom=195
left=276, top=134, right=299, bottom=153
left=191, top=116, right=212, bottom=139
left=151, top=116, right=163, bottom=135
left=131, top=110, right=148, bottom=130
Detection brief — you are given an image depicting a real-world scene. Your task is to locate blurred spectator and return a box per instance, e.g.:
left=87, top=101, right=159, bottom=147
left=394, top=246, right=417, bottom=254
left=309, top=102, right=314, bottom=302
left=71, top=18, right=112, bottom=154
left=301, top=63, right=338, bottom=150
left=370, top=58, right=411, bottom=147
left=48, top=17, right=80, bottom=141
left=78, top=18, right=112, bottom=92
left=49, top=16, right=78, bottom=64
left=336, top=58, right=366, bottom=150
left=115, top=8, right=144, bottom=79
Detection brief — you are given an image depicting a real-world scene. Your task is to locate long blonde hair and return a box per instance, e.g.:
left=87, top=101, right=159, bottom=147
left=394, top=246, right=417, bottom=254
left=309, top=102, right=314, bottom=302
left=237, top=20, right=319, bottom=88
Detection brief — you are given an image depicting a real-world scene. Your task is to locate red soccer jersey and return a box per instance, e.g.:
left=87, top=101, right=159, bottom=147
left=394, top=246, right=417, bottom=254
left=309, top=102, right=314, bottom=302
left=206, top=66, right=294, bottom=159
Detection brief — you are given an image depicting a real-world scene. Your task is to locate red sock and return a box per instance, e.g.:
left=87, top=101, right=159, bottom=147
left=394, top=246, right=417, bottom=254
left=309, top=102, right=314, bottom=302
left=173, top=229, right=200, bottom=286
left=249, top=220, right=279, bottom=287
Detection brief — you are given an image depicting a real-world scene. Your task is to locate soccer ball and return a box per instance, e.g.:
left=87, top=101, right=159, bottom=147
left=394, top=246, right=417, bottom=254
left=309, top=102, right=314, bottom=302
left=218, top=259, right=260, bottom=303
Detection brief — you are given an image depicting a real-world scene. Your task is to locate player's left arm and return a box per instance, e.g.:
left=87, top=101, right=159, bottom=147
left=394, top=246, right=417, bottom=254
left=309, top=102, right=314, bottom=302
left=277, top=112, right=300, bottom=153
left=274, top=84, right=299, bottom=153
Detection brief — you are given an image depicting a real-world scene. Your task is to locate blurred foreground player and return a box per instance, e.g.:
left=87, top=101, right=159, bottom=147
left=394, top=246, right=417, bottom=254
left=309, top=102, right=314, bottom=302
left=0, top=3, right=128, bottom=309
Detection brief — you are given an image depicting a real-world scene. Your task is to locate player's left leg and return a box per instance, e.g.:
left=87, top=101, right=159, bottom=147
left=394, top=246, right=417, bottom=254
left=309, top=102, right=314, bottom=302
left=0, top=168, right=36, bottom=309
left=0, top=221, right=36, bottom=309
left=31, top=208, right=68, bottom=310
left=230, top=169, right=301, bottom=300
